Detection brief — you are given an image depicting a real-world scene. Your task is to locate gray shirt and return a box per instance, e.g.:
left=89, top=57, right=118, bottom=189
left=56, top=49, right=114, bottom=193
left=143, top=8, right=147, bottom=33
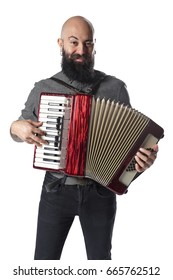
left=13, top=70, right=131, bottom=185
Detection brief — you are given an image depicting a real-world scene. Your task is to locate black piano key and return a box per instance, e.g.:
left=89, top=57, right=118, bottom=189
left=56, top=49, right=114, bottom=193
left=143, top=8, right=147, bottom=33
left=46, top=126, right=57, bottom=130
left=43, top=153, right=59, bottom=157
left=55, top=136, right=61, bottom=141
left=48, top=102, right=63, bottom=106
left=43, top=158, right=60, bottom=163
left=48, top=108, right=65, bottom=112
left=44, top=147, right=59, bottom=151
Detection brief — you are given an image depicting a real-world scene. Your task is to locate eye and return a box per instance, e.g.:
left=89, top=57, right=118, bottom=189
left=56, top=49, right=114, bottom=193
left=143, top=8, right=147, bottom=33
left=85, top=41, right=94, bottom=48
left=70, top=41, right=78, bottom=46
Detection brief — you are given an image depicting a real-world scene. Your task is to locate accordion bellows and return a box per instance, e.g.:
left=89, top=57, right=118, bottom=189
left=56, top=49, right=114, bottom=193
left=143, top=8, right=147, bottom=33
left=33, top=93, right=164, bottom=194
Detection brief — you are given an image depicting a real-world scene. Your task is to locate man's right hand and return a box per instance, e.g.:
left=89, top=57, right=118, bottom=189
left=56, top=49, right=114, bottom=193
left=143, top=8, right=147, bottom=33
left=10, top=120, right=48, bottom=147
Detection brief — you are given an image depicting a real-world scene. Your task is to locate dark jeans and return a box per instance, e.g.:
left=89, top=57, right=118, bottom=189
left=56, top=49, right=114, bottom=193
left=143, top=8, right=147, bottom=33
left=34, top=172, right=116, bottom=260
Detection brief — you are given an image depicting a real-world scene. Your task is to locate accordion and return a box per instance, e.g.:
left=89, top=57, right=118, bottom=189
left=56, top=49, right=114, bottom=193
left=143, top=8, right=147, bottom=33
left=33, top=93, right=164, bottom=195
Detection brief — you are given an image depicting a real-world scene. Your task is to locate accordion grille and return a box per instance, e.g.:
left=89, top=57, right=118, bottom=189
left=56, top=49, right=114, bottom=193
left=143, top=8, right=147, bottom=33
left=85, top=98, right=150, bottom=186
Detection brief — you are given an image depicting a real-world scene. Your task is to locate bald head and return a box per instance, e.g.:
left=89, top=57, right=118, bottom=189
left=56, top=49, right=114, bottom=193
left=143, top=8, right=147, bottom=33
left=58, top=15, right=95, bottom=61
left=58, top=16, right=95, bottom=83
left=60, top=16, right=94, bottom=39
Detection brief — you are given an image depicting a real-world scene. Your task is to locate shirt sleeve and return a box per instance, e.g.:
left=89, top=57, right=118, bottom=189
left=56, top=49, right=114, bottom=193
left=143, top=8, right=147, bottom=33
left=10, top=83, right=40, bottom=142
left=118, top=84, right=132, bottom=107
left=19, top=82, right=41, bottom=121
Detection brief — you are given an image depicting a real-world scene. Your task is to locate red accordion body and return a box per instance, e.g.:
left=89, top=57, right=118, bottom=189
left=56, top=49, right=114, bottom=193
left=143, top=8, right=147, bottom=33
left=33, top=93, right=164, bottom=194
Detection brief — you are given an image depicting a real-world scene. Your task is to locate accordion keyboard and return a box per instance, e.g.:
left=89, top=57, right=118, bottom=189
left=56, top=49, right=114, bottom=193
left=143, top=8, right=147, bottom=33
left=33, top=94, right=71, bottom=170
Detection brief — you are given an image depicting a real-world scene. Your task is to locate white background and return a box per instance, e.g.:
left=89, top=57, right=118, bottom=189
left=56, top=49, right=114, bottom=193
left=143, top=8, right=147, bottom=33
left=0, top=0, right=172, bottom=279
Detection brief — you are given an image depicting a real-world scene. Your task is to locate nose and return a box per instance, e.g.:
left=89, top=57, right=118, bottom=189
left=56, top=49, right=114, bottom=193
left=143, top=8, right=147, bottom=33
left=76, top=43, right=86, bottom=55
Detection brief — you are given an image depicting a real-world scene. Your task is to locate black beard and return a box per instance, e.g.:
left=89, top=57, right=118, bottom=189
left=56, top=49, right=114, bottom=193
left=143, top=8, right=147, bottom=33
left=61, top=50, right=95, bottom=83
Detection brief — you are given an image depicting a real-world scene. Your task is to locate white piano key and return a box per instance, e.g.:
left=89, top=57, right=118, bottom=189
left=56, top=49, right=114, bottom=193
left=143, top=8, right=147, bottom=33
left=34, top=156, right=59, bottom=162
left=38, top=117, right=61, bottom=123
left=36, top=148, right=61, bottom=155
left=42, top=142, right=57, bottom=147
left=39, top=110, right=65, bottom=116
left=42, top=135, right=61, bottom=141
left=34, top=161, right=60, bottom=169
left=40, top=101, right=68, bottom=107
left=42, top=129, right=60, bottom=134
left=40, top=104, right=66, bottom=110
left=41, top=95, right=68, bottom=102
left=46, top=131, right=61, bottom=136
left=40, top=97, right=67, bottom=102
left=41, top=123, right=58, bottom=128
left=41, top=130, right=61, bottom=136
left=35, top=154, right=61, bottom=161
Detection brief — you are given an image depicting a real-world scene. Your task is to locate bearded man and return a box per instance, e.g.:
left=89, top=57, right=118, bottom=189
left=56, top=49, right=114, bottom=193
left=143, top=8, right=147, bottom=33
left=10, top=16, right=158, bottom=260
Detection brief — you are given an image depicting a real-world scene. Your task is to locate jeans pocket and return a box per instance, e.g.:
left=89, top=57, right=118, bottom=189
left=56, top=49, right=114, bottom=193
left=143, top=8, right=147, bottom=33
left=95, top=184, right=116, bottom=198
left=43, top=172, right=62, bottom=193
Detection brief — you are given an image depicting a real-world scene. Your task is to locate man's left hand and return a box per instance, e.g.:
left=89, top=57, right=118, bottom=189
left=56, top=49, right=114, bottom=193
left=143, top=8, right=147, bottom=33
left=135, top=144, right=158, bottom=173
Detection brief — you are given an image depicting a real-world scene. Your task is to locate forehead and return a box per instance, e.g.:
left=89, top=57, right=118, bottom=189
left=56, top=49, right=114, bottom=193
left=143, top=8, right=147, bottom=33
left=62, top=20, right=94, bottom=41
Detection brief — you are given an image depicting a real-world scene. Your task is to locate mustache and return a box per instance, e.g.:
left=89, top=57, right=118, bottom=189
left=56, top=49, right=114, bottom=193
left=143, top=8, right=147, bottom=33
left=70, top=53, right=90, bottom=60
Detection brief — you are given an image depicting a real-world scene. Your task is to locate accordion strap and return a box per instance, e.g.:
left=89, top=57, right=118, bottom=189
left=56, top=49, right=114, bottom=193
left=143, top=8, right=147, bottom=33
left=50, top=74, right=107, bottom=95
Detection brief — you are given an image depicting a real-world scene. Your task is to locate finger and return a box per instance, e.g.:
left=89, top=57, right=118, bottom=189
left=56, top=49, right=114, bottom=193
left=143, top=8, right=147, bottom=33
left=28, top=120, right=43, bottom=128
left=25, top=133, right=48, bottom=146
left=152, top=144, right=159, bottom=153
left=139, top=146, right=158, bottom=158
left=135, top=163, right=144, bottom=173
left=31, top=134, right=48, bottom=145
left=135, top=154, right=155, bottom=172
left=138, top=147, right=152, bottom=157
left=135, top=159, right=150, bottom=173
left=136, top=150, right=149, bottom=162
left=26, top=139, right=42, bottom=147
left=135, top=155, right=147, bottom=171
left=32, top=127, right=46, bottom=136
left=25, top=138, right=35, bottom=145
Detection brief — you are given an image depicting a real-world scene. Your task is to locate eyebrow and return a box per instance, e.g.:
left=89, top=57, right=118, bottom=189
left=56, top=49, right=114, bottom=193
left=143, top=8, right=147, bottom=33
left=68, top=36, right=78, bottom=40
left=68, top=36, right=93, bottom=42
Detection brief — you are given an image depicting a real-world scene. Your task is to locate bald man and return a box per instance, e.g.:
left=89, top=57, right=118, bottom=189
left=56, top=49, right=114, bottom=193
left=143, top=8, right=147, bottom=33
left=10, top=16, right=158, bottom=260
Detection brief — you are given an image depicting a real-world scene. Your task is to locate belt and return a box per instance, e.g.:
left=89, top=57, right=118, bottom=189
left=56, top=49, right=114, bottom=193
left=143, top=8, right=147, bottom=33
left=45, top=173, right=94, bottom=192
left=50, top=172, right=93, bottom=186
left=65, top=176, right=93, bottom=186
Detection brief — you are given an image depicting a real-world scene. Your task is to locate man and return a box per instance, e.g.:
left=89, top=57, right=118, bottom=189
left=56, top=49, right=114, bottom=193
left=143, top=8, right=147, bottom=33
left=10, top=16, right=158, bottom=260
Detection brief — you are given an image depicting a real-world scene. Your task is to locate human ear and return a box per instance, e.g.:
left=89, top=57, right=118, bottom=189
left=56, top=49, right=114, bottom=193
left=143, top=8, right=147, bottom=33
left=57, top=38, right=63, bottom=48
